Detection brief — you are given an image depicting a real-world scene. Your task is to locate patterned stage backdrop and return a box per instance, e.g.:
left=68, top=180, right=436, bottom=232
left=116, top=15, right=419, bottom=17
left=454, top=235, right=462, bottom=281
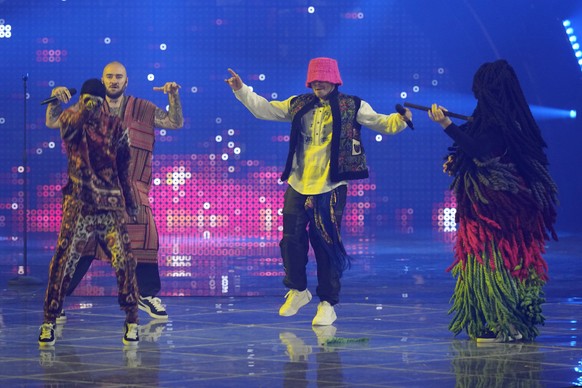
left=1, top=1, right=571, bottom=296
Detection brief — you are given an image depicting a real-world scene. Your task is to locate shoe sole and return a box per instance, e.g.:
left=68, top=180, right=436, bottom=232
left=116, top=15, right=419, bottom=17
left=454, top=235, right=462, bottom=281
left=475, top=337, right=500, bottom=343
left=39, top=340, right=55, bottom=347
left=475, top=336, right=519, bottom=343
left=123, top=340, right=139, bottom=347
left=279, top=308, right=301, bottom=317
left=312, top=316, right=337, bottom=326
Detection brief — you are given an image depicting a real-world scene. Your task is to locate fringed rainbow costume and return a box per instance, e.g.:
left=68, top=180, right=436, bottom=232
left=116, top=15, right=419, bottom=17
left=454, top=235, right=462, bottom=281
left=443, top=60, right=558, bottom=342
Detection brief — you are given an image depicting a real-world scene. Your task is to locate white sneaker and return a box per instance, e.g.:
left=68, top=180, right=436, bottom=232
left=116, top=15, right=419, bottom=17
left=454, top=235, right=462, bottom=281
left=279, top=289, right=312, bottom=317
left=312, top=301, right=337, bottom=326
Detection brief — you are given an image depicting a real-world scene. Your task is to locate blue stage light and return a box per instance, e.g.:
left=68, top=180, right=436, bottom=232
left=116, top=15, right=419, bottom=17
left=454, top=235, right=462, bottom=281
left=531, top=105, right=577, bottom=120
left=564, top=20, right=582, bottom=71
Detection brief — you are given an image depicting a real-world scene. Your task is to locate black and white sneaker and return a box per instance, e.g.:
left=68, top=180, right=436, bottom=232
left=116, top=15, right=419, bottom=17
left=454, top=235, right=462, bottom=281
left=138, top=296, right=168, bottom=320
left=123, top=322, right=139, bottom=346
left=38, top=323, right=56, bottom=346
left=476, top=329, right=521, bottom=343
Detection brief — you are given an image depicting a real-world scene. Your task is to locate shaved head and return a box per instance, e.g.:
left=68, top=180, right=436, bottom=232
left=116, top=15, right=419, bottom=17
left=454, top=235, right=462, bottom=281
left=102, top=61, right=128, bottom=99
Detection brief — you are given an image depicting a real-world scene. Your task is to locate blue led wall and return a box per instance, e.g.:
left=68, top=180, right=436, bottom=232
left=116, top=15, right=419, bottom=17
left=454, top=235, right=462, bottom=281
left=1, top=0, right=580, bottom=295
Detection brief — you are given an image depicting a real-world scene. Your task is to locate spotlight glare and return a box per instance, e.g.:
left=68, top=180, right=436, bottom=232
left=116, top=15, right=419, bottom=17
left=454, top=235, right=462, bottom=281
left=563, top=20, right=582, bottom=72
left=531, top=105, right=577, bottom=120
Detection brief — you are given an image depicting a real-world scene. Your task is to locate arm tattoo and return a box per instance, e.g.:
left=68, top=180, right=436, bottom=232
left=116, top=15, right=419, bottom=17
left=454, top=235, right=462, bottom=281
left=45, top=103, right=64, bottom=128
left=154, top=108, right=169, bottom=122
left=154, top=92, right=184, bottom=129
left=168, top=93, right=183, bottom=127
left=49, top=104, right=63, bottom=121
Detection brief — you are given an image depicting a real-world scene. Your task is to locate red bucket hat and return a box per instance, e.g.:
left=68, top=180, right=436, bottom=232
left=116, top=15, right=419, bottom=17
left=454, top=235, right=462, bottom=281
left=305, top=57, right=343, bottom=88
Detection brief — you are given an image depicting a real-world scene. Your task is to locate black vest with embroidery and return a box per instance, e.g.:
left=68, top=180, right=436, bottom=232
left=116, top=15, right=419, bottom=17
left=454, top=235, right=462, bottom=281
left=281, top=89, right=368, bottom=183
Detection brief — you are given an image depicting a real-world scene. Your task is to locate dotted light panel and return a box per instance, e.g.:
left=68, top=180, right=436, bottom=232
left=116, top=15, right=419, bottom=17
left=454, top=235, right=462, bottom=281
left=0, top=1, right=462, bottom=295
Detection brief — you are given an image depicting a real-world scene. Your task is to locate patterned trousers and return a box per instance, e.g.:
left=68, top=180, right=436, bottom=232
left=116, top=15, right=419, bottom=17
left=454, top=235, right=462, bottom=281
left=43, top=196, right=139, bottom=324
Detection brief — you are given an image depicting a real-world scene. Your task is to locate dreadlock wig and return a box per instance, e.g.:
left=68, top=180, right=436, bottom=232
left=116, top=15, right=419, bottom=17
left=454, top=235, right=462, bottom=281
left=445, top=60, right=558, bottom=341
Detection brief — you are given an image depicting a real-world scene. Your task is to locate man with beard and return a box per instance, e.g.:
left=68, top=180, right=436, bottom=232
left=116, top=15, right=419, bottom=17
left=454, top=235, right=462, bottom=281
left=45, top=61, right=183, bottom=321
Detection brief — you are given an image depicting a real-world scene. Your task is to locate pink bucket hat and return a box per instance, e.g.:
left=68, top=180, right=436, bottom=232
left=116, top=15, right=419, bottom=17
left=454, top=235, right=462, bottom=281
left=305, top=57, right=343, bottom=88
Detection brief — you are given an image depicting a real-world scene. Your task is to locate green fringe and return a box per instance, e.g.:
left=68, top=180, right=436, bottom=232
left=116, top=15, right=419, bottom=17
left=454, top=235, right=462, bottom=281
left=324, top=337, right=369, bottom=345
left=448, top=243, right=545, bottom=341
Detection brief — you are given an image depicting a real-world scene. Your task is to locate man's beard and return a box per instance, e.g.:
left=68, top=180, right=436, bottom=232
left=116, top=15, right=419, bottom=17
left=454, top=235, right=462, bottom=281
left=106, top=87, right=125, bottom=99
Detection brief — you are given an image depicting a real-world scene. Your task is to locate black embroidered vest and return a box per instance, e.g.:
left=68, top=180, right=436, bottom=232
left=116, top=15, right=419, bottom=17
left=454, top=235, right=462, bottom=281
left=281, top=89, right=368, bottom=182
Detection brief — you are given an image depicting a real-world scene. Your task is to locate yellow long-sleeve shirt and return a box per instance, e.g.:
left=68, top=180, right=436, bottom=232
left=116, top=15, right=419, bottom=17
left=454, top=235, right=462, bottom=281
left=234, top=84, right=407, bottom=195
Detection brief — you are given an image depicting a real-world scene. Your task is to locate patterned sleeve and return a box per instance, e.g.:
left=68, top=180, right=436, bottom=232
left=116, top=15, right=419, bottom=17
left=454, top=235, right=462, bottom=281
left=115, top=118, right=138, bottom=216
left=59, top=106, right=89, bottom=143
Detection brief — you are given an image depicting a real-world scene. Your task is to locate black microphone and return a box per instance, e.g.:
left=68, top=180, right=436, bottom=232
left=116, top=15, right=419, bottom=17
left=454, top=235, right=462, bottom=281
left=395, top=104, right=414, bottom=130
left=40, top=88, right=77, bottom=105
left=403, top=102, right=473, bottom=121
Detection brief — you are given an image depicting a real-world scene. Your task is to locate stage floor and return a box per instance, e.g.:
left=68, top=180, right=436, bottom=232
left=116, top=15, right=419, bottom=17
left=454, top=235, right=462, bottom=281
left=0, top=231, right=581, bottom=387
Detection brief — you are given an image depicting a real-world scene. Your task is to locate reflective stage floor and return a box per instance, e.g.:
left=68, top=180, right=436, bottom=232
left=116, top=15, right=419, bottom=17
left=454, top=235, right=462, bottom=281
left=0, top=231, right=581, bottom=387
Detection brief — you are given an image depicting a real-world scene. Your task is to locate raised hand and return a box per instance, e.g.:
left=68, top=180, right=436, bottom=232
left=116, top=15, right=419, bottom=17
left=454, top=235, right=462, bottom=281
left=153, top=82, right=181, bottom=95
left=50, top=86, right=73, bottom=104
left=224, top=68, right=243, bottom=91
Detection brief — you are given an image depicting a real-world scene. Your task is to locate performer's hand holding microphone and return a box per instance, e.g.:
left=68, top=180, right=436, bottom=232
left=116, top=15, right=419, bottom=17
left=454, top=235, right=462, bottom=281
left=393, top=102, right=473, bottom=130
left=395, top=104, right=414, bottom=130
